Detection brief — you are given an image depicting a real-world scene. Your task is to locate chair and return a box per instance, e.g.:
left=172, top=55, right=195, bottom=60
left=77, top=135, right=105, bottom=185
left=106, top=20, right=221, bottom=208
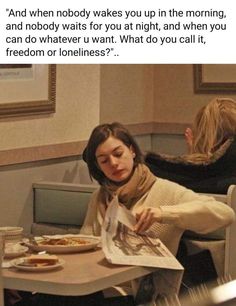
left=162, top=277, right=236, bottom=306
left=182, top=185, right=236, bottom=279
left=225, top=185, right=236, bottom=278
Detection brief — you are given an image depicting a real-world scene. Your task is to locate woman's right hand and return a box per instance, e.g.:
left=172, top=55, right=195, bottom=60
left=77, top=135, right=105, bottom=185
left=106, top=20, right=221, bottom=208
left=185, top=127, right=193, bottom=153
left=134, top=207, right=162, bottom=234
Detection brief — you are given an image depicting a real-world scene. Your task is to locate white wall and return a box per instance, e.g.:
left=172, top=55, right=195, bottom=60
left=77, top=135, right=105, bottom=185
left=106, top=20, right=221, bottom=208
left=0, top=65, right=100, bottom=150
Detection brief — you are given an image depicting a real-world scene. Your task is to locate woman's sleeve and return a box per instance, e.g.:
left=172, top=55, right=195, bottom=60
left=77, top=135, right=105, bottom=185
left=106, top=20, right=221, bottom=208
left=159, top=183, right=235, bottom=234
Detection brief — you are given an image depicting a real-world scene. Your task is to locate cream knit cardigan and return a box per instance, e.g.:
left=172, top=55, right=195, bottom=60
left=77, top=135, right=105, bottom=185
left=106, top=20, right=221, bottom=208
left=81, top=177, right=235, bottom=255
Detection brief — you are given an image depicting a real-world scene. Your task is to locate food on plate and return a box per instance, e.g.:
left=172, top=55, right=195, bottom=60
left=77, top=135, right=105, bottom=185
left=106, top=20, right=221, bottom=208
left=37, top=237, right=90, bottom=246
left=18, top=254, right=59, bottom=267
left=4, top=242, right=28, bottom=258
left=23, top=236, right=100, bottom=254
left=5, top=243, right=24, bottom=253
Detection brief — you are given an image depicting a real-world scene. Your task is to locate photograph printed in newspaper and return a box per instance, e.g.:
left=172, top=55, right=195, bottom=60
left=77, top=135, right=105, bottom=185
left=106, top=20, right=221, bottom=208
left=101, top=196, right=183, bottom=270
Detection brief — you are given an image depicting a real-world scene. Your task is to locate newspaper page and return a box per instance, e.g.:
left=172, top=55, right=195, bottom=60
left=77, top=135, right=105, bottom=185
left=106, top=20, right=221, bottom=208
left=101, top=196, right=183, bottom=271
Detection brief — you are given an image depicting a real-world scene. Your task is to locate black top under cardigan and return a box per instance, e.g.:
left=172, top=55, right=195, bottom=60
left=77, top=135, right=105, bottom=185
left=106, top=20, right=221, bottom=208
left=145, top=138, right=236, bottom=194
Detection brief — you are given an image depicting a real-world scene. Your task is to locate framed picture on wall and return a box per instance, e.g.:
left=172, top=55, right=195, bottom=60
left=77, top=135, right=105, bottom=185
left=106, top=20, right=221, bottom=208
left=0, top=64, right=56, bottom=118
left=194, top=64, right=236, bottom=93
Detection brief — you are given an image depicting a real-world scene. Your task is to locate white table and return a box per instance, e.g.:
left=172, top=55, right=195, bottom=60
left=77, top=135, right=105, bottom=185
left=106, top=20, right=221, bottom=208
left=2, top=249, right=156, bottom=296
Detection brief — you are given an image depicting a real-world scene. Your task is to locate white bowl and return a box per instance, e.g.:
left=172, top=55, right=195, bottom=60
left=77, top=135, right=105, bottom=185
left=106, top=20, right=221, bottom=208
left=0, top=227, right=23, bottom=242
left=0, top=227, right=23, bottom=236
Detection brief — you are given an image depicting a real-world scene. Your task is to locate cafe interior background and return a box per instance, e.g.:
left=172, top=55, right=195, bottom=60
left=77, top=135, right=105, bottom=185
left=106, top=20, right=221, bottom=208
left=0, top=64, right=235, bottom=234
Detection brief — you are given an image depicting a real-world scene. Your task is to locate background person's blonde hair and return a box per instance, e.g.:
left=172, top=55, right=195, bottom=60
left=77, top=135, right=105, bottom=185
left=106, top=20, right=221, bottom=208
left=190, top=98, right=236, bottom=156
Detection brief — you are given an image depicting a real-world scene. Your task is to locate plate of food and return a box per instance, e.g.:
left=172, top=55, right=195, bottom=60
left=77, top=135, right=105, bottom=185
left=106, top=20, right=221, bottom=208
left=11, top=254, right=65, bottom=272
left=25, top=235, right=100, bottom=254
left=4, top=242, right=28, bottom=259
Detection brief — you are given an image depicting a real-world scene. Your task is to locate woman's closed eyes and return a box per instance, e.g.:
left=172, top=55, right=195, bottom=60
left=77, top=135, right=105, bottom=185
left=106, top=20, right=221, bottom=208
left=99, top=150, right=124, bottom=164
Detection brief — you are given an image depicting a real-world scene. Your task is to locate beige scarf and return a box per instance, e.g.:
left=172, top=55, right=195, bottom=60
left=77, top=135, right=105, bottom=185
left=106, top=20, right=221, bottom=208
left=97, top=164, right=156, bottom=218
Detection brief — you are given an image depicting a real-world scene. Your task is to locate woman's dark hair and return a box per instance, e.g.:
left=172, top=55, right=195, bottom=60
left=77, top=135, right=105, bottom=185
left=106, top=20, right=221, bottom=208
left=83, top=122, right=143, bottom=184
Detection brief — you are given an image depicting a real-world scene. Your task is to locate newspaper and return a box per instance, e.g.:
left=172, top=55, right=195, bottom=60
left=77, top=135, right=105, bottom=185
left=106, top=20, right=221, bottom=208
left=101, top=196, right=183, bottom=271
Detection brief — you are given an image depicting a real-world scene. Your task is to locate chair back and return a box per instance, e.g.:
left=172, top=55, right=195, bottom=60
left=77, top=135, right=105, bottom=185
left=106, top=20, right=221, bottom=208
left=224, top=185, right=236, bottom=278
left=182, top=185, right=236, bottom=279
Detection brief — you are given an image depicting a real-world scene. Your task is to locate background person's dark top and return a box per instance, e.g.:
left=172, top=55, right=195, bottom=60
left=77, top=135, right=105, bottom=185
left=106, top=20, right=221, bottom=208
left=145, top=138, right=236, bottom=194
left=145, top=138, right=236, bottom=286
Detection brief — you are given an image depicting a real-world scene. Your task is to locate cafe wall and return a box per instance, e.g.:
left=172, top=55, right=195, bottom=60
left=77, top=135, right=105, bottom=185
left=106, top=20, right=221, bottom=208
left=100, top=64, right=154, bottom=124
left=100, top=64, right=236, bottom=126
left=2, top=64, right=236, bottom=153
left=99, top=63, right=236, bottom=155
left=154, top=64, right=236, bottom=123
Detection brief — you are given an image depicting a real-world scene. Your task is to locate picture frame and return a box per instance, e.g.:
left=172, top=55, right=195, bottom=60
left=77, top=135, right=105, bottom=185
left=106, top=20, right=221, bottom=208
left=0, top=64, right=56, bottom=118
left=194, top=64, right=236, bottom=93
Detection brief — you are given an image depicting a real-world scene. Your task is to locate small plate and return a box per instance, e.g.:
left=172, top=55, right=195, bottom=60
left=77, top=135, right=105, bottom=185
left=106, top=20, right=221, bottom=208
left=26, top=235, right=100, bottom=254
left=11, top=257, right=65, bottom=272
left=4, top=243, right=28, bottom=259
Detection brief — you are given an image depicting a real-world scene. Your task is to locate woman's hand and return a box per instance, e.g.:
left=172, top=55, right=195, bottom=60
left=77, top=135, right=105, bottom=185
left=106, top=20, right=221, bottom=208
left=134, top=207, right=162, bottom=233
left=184, top=127, right=193, bottom=153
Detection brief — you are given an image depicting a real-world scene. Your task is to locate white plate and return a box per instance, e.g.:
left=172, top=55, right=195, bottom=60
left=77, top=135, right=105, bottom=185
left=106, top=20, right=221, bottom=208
left=26, top=235, right=100, bottom=254
left=11, top=258, right=65, bottom=272
left=4, top=244, right=28, bottom=259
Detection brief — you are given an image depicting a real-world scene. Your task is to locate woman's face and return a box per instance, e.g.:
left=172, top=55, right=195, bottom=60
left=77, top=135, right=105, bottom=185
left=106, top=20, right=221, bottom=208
left=95, top=136, right=135, bottom=183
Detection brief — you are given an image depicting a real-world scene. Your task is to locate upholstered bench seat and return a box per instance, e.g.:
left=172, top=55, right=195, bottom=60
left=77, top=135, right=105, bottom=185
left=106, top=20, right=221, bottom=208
left=32, top=181, right=97, bottom=235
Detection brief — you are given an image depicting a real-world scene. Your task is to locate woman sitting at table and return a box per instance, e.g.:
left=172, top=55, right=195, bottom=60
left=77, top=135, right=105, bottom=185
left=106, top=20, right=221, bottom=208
left=145, top=97, right=236, bottom=194
left=81, top=121, right=235, bottom=303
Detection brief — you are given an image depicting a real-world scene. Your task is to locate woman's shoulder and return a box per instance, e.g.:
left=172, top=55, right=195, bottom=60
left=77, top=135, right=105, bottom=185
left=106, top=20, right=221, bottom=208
left=145, top=137, right=235, bottom=166
left=149, top=177, right=185, bottom=193
left=141, top=177, right=191, bottom=207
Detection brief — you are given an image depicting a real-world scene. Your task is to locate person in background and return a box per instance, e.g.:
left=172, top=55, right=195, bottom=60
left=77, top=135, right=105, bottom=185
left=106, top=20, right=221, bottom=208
left=145, top=97, right=236, bottom=194
left=184, top=97, right=236, bottom=157
left=81, top=122, right=235, bottom=302
left=145, top=97, right=236, bottom=290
